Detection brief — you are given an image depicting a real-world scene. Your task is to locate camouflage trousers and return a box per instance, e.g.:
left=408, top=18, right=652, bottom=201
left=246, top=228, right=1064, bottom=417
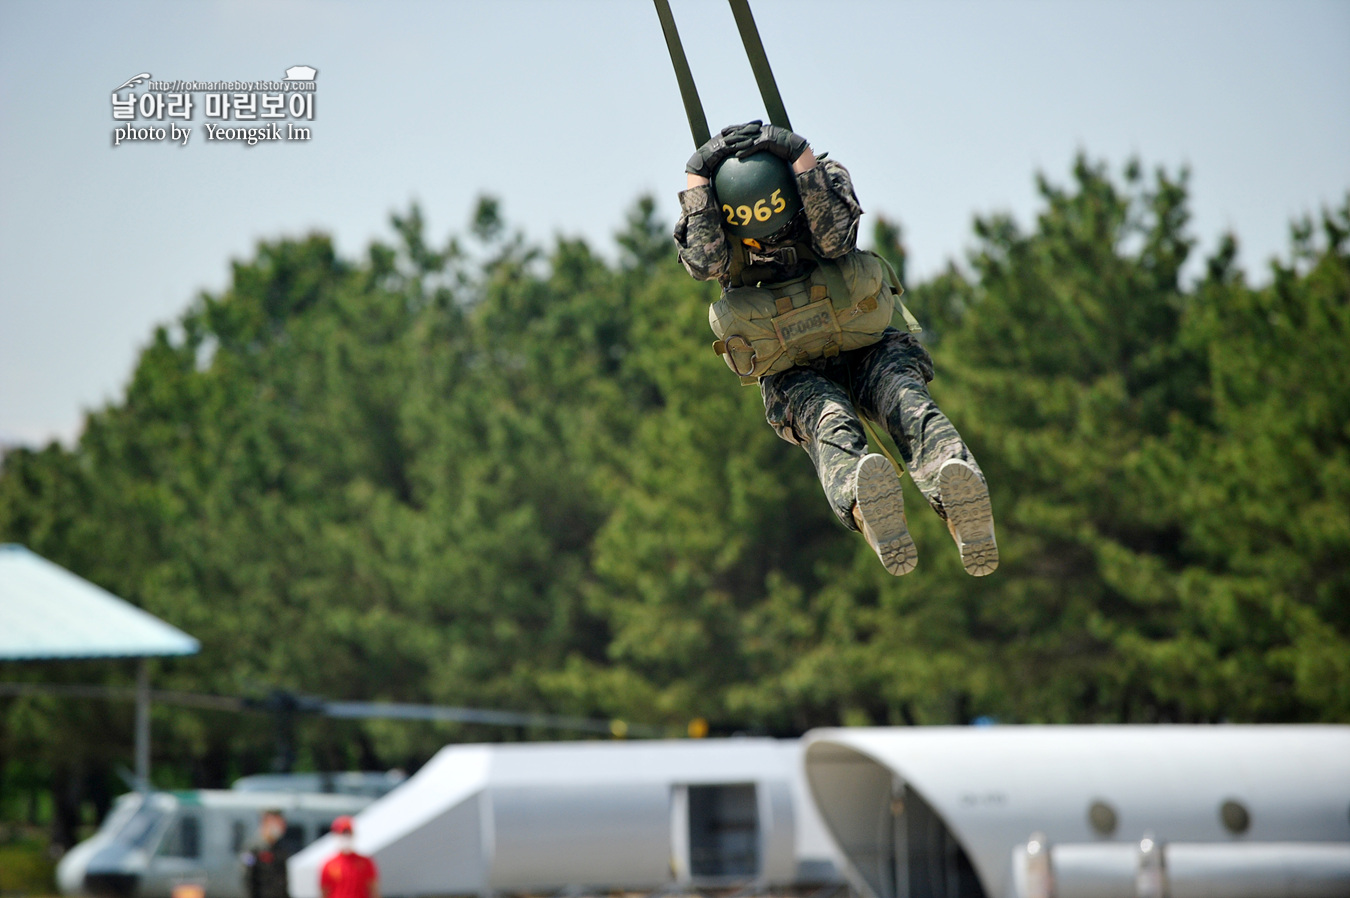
left=760, top=328, right=982, bottom=531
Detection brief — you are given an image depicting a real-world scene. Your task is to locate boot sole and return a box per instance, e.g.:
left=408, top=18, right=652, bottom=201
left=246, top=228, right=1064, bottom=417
left=940, top=459, right=999, bottom=576
left=855, top=454, right=917, bottom=576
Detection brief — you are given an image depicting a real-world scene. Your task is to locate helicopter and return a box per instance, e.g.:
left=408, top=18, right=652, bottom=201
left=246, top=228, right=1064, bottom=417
left=56, top=784, right=380, bottom=898
left=36, top=686, right=657, bottom=898
left=0, top=680, right=659, bottom=898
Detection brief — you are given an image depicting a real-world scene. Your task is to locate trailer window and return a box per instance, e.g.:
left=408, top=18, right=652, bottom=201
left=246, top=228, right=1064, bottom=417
left=158, top=814, right=201, bottom=859
left=232, top=821, right=248, bottom=853
left=98, top=795, right=142, bottom=840
left=892, top=785, right=984, bottom=898
left=277, top=824, right=306, bottom=854
left=688, top=784, right=759, bottom=877
left=117, top=804, right=168, bottom=849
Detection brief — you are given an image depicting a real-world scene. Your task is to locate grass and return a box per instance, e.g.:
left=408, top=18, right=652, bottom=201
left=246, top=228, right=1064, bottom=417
left=0, top=832, right=58, bottom=896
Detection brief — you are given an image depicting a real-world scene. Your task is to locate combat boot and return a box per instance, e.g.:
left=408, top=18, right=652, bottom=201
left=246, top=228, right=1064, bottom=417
left=939, top=458, right=998, bottom=576
left=852, top=453, right=917, bottom=576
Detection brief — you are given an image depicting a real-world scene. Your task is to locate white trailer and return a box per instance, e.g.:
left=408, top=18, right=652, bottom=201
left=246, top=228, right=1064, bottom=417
left=288, top=738, right=843, bottom=896
left=802, top=725, right=1350, bottom=898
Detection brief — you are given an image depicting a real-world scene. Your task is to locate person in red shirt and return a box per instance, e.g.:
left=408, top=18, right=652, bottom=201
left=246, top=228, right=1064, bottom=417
left=319, top=816, right=380, bottom=898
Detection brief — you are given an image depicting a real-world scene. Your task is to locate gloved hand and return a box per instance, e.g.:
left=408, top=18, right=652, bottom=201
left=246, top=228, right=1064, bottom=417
left=686, top=121, right=765, bottom=177
left=733, top=123, right=809, bottom=163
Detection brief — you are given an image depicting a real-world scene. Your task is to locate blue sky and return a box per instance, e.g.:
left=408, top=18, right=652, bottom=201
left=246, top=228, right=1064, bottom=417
left=2, top=0, right=1347, bottom=446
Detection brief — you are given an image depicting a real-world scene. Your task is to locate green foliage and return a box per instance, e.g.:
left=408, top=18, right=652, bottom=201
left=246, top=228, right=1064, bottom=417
left=0, top=835, right=57, bottom=894
left=2, top=169, right=1346, bottom=828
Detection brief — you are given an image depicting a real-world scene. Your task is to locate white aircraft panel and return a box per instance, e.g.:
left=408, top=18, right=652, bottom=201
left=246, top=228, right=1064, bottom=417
left=374, top=791, right=487, bottom=897
left=804, top=725, right=1350, bottom=898
left=488, top=783, right=671, bottom=889
left=289, top=748, right=490, bottom=898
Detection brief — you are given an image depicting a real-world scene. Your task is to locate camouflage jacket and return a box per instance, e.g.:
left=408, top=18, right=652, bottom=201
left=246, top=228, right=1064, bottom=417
left=673, top=158, right=863, bottom=286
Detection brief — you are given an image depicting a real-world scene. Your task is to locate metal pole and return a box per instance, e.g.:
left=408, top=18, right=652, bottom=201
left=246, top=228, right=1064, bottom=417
left=135, top=658, right=150, bottom=791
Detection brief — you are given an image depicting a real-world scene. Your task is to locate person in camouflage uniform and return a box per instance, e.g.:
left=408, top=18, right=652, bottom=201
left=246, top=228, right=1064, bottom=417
left=674, top=121, right=997, bottom=576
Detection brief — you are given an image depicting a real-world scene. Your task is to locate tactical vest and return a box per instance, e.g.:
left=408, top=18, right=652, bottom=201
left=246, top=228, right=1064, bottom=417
left=709, top=243, right=922, bottom=385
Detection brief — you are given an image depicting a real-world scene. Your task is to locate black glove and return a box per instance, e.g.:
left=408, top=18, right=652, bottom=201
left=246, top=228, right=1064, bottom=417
left=734, top=123, right=809, bottom=163
left=686, top=121, right=765, bottom=177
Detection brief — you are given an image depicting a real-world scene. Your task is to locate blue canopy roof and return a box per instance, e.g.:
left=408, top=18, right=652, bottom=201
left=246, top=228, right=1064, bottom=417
left=0, top=544, right=199, bottom=660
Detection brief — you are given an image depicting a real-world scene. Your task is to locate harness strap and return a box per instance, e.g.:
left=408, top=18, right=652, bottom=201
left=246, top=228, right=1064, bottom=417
left=732, top=239, right=885, bottom=323
left=794, top=244, right=854, bottom=316
left=727, top=0, right=793, bottom=131
left=867, top=251, right=923, bottom=334
left=845, top=372, right=907, bottom=482
left=653, top=0, right=711, bottom=148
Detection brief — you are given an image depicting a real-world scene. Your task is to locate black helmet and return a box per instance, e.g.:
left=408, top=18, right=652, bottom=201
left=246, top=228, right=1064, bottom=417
left=712, top=152, right=802, bottom=239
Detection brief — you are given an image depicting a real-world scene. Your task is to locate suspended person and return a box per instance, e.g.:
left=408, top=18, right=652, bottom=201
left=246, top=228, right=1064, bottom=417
left=673, top=121, right=997, bottom=576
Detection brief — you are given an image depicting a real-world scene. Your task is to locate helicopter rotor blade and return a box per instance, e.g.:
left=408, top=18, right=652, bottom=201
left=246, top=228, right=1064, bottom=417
left=322, top=701, right=661, bottom=738
left=0, top=681, right=245, bottom=712
left=0, top=683, right=663, bottom=738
